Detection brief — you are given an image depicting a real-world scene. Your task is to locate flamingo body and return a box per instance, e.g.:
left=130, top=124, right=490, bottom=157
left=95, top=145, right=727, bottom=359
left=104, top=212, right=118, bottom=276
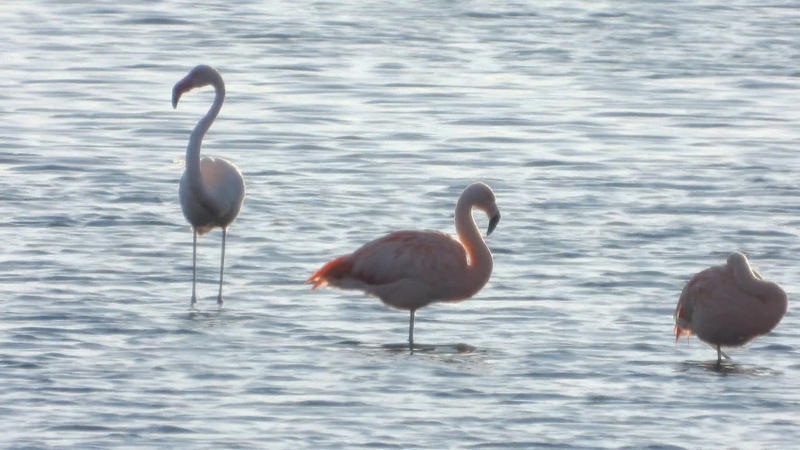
left=179, top=156, right=244, bottom=235
left=311, top=230, right=476, bottom=310
left=309, top=182, right=500, bottom=347
left=675, top=252, right=787, bottom=363
left=173, top=64, right=245, bottom=305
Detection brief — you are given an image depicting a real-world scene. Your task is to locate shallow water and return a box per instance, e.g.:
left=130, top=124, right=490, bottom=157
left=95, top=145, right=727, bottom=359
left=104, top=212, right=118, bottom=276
left=2, top=1, right=800, bottom=448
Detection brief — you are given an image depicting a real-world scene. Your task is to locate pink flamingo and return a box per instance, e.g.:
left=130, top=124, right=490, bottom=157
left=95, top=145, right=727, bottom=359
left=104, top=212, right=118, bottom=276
left=675, top=252, right=787, bottom=364
left=173, top=65, right=245, bottom=306
left=308, top=182, right=500, bottom=348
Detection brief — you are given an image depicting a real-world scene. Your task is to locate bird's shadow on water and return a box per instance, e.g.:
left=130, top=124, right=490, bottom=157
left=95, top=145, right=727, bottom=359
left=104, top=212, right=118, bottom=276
left=676, top=360, right=782, bottom=376
left=382, top=342, right=479, bottom=355
left=335, top=339, right=482, bottom=356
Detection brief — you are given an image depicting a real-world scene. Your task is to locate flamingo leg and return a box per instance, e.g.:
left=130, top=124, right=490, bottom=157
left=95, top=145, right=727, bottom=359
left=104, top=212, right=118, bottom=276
left=408, top=309, right=416, bottom=350
left=217, top=228, right=226, bottom=306
left=191, top=229, right=197, bottom=306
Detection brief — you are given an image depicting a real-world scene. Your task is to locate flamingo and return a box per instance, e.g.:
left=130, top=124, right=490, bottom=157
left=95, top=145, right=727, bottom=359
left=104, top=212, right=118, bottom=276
left=172, top=65, right=245, bottom=306
left=308, top=182, right=500, bottom=349
left=675, top=252, right=787, bottom=364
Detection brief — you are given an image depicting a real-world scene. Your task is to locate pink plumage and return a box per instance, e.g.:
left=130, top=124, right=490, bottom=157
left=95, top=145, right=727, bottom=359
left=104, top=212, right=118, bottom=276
left=309, top=183, right=501, bottom=348
left=675, top=252, right=787, bottom=364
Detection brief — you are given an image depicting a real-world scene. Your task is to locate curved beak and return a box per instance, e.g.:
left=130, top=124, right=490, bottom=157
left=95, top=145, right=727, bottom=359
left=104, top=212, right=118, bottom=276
left=487, top=213, right=500, bottom=236
left=172, top=76, right=192, bottom=109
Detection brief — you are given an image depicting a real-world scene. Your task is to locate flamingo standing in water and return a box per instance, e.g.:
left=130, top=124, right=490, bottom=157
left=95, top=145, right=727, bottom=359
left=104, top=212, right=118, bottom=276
left=308, top=182, right=500, bottom=348
left=173, top=65, right=245, bottom=306
left=675, top=252, right=787, bottom=364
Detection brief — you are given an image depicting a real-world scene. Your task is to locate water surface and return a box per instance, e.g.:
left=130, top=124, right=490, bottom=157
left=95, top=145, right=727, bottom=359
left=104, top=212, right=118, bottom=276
left=1, top=1, right=799, bottom=448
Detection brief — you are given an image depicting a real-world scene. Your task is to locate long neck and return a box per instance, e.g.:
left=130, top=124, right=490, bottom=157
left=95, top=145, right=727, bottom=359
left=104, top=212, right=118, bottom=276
left=730, top=258, right=788, bottom=320
left=454, top=197, right=493, bottom=297
left=185, top=80, right=225, bottom=185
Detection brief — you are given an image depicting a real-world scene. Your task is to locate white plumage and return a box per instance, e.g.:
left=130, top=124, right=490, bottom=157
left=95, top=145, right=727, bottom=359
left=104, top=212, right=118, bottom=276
left=173, top=65, right=245, bottom=306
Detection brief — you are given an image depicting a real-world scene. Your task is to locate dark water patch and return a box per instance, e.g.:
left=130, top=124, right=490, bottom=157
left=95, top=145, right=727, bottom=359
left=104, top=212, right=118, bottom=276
left=361, top=442, right=405, bottom=448
left=738, top=79, right=797, bottom=90
left=11, top=164, right=93, bottom=173
left=449, top=117, right=543, bottom=127
left=25, top=77, right=114, bottom=86
left=461, top=11, right=507, bottom=19
left=490, top=247, right=513, bottom=255
left=469, top=442, right=587, bottom=449
left=676, top=121, right=731, bottom=129
left=380, top=82, right=440, bottom=89
left=585, top=394, right=627, bottom=404
left=290, top=399, right=371, bottom=408
left=584, top=132, right=675, bottom=142
left=117, top=17, right=190, bottom=25
left=0, top=359, right=40, bottom=369
left=0, top=153, right=31, bottom=164
left=189, top=372, right=243, bottom=381
left=239, top=32, right=300, bottom=40
left=38, top=386, right=109, bottom=394
left=110, top=195, right=163, bottom=204
left=628, top=343, right=662, bottom=354
left=592, top=110, right=691, bottom=119
left=619, top=445, right=686, bottom=450
left=245, top=386, right=286, bottom=395
left=268, top=64, right=322, bottom=72
left=760, top=343, right=793, bottom=352
left=523, top=159, right=594, bottom=168
left=449, top=136, right=535, bottom=144
left=47, top=424, right=114, bottom=432
left=85, top=218, right=175, bottom=227
left=374, top=62, right=405, bottom=70
left=735, top=229, right=795, bottom=238
left=514, top=370, right=592, bottom=380
left=142, top=425, right=194, bottom=434
left=430, top=387, right=484, bottom=399
left=383, top=132, right=430, bottom=141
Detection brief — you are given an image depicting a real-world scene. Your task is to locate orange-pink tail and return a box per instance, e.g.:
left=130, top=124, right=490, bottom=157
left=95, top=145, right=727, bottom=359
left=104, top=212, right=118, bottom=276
left=675, top=324, right=692, bottom=342
left=307, top=256, right=352, bottom=289
left=674, top=304, right=692, bottom=342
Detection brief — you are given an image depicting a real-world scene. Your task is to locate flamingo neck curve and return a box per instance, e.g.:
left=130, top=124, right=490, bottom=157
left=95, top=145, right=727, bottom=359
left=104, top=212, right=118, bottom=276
left=185, top=78, right=225, bottom=191
left=454, top=193, right=493, bottom=298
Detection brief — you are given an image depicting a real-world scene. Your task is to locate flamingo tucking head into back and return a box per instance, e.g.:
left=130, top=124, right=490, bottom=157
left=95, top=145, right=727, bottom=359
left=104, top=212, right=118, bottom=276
left=675, top=252, right=787, bottom=365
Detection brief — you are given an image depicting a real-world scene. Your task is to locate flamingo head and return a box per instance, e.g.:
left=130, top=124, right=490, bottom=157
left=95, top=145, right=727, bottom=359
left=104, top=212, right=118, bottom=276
left=172, top=64, right=223, bottom=108
left=727, top=251, right=748, bottom=268
left=463, top=182, right=501, bottom=236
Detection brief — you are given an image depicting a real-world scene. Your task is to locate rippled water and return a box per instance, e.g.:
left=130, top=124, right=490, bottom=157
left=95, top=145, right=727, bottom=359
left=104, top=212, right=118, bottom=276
left=2, top=1, right=800, bottom=447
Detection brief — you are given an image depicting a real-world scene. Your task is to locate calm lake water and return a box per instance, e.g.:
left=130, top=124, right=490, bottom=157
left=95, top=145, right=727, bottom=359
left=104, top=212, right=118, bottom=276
left=2, top=1, right=799, bottom=448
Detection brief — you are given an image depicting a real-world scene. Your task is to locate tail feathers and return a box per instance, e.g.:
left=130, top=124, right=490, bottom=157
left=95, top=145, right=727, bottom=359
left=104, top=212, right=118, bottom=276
left=675, top=324, right=692, bottom=342
left=674, top=304, right=692, bottom=342
left=308, top=256, right=352, bottom=289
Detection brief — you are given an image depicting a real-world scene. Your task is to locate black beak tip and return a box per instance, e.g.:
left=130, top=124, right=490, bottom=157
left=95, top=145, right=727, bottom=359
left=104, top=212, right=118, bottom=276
left=487, top=214, right=500, bottom=235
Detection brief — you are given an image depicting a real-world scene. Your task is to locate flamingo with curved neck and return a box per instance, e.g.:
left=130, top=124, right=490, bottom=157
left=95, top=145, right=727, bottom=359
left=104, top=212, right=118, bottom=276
left=173, top=65, right=245, bottom=306
left=675, top=252, right=787, bottom=364
left=308, top=182, right=501, bottom=349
